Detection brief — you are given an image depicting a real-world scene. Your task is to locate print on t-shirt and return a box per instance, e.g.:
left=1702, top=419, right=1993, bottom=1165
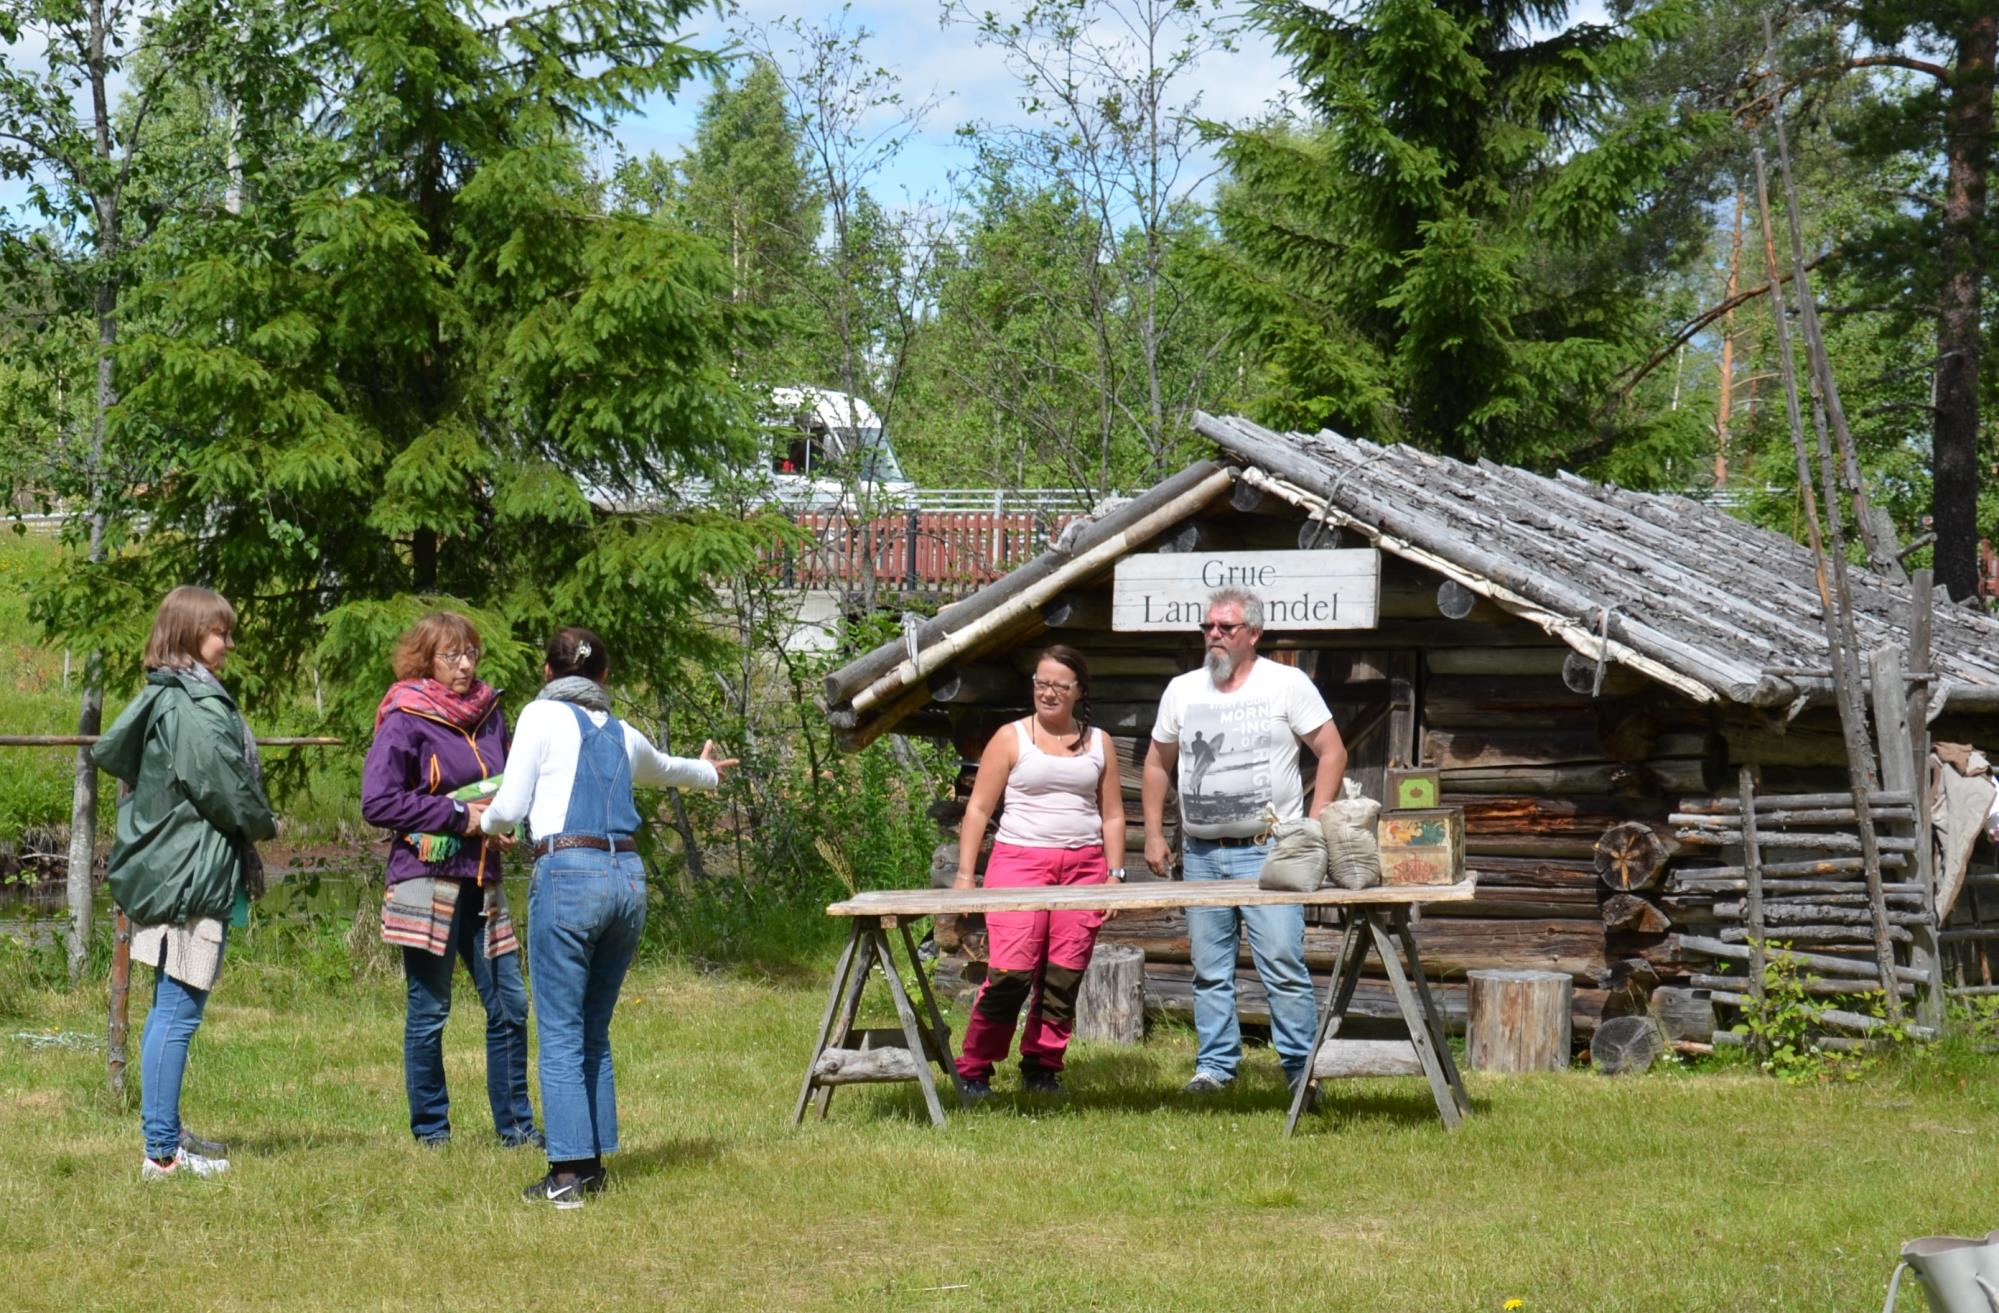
left=1154, top=659, right=1334, bottom=840
left=1177, top=695, right=1280, bottom=830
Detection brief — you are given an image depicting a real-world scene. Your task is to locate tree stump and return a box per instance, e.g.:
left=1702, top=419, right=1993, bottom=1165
left=1590, top=1015, right=1666, bottom=1075
left=1594, top=821, right=1677, bottom=891
left=1466, top=969, right=1572, bottom=1073
left=1075, top=944, right=1145, bottom=1045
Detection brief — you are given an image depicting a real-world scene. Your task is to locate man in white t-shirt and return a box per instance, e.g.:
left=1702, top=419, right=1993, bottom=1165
left=1142, top=587, right=1347, bottom=1097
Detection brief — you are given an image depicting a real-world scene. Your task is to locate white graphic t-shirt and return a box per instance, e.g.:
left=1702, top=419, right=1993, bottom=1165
left=1152, top=658, right=1334, bottom=839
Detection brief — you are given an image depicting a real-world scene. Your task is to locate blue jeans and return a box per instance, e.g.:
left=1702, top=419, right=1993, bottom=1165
left=528, top=850, right=646, bottom=1162
left=139, top=955, right=217, bottom=1161
left=1182, top=838, right=1318, bottom=1084
left=402, top=887, right=535, bottom=1145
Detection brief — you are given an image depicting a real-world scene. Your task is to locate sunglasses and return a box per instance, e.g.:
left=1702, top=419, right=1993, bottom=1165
left=1198, top=621, right=1247, bottom=636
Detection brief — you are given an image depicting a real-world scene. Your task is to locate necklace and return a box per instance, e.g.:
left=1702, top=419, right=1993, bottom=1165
left=1031, top=714, right=1084, bottom=754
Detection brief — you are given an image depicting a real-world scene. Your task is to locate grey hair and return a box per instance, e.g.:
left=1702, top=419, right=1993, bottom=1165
left=1206, top=587, right=1264, bottom=631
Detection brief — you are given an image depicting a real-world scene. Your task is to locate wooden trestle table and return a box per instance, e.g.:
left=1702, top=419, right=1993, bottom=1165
left=795, top=875, right=1478, bottom=1134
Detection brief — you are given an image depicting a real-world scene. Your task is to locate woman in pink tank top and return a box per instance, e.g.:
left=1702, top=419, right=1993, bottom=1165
left=951, top=645, right=1126, bottom=1097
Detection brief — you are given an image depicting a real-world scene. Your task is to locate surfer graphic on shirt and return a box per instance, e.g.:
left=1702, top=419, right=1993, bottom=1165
left=1184, top=730, right=1223, bottom=797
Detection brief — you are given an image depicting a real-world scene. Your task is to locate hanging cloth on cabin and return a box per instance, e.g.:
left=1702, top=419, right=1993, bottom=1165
left=1930, top=744, right=1994, bottom=923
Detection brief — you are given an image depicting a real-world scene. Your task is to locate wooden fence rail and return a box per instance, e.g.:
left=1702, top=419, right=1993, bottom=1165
left=770, top=510, right=1080, bottom=594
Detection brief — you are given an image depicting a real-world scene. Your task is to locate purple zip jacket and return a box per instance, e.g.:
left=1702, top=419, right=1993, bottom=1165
left=360, top=698, right=509, bottom=886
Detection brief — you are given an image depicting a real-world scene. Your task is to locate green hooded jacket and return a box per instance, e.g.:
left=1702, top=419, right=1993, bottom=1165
left=92, top=669, right=278, bottom=927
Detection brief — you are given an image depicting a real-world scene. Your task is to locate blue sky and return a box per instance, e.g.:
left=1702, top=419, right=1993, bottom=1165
left=603, top=0, right=1614, bottom=207
left=604, top=0, right=1301, bottom=205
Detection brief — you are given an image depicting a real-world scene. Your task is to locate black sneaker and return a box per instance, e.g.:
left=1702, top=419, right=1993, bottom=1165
left=1020, top=1065, right=1064, bottom=1095
left=522, top=1171, right=587, bottom=1210
left=178, top=1124, right=228, bottom=1157
left=958, top=1077, right=994, bottom=1102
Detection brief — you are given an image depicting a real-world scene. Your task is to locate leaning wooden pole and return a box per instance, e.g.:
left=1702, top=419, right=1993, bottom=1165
left=1768, top=90, right=1907, bottom=1018
left=1750, top=144, right=1903, bottom=1016
left=1740, top=766, right=1767, bottom=1057
left=1763, top=25, right=1899, bottom=578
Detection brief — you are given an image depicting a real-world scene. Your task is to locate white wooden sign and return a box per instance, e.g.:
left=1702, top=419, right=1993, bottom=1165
left=1111, top=549, right=1381, bottom=631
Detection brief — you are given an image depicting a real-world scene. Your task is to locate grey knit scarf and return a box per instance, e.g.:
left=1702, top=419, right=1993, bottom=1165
left=536, top=676, right=611, bottom=712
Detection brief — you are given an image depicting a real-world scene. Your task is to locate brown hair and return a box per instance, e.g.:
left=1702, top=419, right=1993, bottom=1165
left=391, top=612, right=482, bottom=682
left=143, top=586, right=237, bottom=671
left=1036, top=644, right=1092, bottom=749
left=546, top=626, right=608, bottom=682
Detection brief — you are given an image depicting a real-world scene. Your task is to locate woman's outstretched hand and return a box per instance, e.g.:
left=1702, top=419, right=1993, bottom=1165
left=699, top=741, right=740, bottom=777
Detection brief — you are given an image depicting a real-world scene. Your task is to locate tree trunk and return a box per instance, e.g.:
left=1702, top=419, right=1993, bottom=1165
left=1931, top=10, right=1995, bottom=600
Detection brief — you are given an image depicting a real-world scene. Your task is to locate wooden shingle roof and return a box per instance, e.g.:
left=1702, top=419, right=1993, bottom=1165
left=822, top=413, right=1999, bottom=745
left=1197, top=413, right=1999, bottom=710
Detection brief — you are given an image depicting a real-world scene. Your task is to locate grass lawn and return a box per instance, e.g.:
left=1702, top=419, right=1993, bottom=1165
left=4, top=945, right=1997, bottom=1313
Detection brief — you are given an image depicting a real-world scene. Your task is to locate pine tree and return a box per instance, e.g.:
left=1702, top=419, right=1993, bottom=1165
left=1200, top=0, right=1717, bottom=469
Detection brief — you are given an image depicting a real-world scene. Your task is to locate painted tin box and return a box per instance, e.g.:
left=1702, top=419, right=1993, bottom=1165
left=1376, top=807, right=1465, bottom=886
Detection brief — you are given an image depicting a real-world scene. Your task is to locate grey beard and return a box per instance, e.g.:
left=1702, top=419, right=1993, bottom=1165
left=1205, top=647, right=1234, bottom=685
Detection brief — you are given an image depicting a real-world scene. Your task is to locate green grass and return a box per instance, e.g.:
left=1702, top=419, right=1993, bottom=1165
left=3, top=940, right=1996, bottom=1312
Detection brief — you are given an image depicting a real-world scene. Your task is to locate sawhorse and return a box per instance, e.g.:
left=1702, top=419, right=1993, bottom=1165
left=1284, top=905, right=1472, bottom=1135
left=792, top=914, right=966, bottom=1127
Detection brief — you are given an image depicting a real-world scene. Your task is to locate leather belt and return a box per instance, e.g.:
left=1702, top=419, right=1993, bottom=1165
left=1204, top=834, right=1267, bottom=849
left=540, top=835, right=638, bottom=856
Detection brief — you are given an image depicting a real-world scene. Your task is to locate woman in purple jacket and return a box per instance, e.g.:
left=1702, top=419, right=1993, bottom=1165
left=361, top=612, right=537, bottom=1148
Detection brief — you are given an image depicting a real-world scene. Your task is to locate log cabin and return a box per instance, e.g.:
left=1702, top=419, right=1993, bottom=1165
left=820, top=413, right=1999, bottom=1045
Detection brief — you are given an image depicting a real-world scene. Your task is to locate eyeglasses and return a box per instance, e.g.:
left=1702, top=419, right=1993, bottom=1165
left=1031, top=677, right=1077, bottom=693
left=1199, top=621, right=1247, bottom=636
left=438, top=647, right=482, bottom=666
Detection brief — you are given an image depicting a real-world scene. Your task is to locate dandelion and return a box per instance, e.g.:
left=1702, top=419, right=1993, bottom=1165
left=1504, top=1301, right=1524, bottom=1311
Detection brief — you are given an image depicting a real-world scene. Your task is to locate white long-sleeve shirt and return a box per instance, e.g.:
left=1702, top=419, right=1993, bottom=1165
left=482, top=699, right=719, bottom=843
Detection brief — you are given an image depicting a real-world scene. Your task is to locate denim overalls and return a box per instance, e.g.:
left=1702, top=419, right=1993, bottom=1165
left=527, top=703, right=648, bottom=1163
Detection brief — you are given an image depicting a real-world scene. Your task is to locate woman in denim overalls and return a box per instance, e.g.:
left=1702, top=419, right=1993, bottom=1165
left=480, top=627, right=734, bottom=1207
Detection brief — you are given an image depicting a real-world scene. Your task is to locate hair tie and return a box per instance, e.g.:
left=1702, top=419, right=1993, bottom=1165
left=576, top=641, right=592, bottom=660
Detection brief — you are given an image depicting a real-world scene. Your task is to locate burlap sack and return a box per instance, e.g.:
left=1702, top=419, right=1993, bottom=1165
left=1320, top=780, right=1382, bottom=891
left=1257, top=819, right=1328, bottom=892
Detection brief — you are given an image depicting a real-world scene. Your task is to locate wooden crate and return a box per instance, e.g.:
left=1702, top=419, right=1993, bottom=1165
left=1378, top=808, right=1465, bottom=886
left=1388, top=767, right=1441, bottom=810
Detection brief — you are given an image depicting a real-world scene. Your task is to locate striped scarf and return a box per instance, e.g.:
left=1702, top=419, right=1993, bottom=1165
left=380, top=878, right=518, bottom=958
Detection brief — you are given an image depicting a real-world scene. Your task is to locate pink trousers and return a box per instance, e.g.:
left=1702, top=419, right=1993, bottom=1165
left=955, top=842, right=1108, bottom=1082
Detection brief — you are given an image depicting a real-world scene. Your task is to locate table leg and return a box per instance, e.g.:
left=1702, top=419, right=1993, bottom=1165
left=874, top=928, right=948, bottom=1128
left=793, top=922, right=865, bottom=1126
left=1392, top=909, right=1470, bottom=1116
left=1366, top=913, right=1462, bottom=1130
left=815, top=923, right=879, bottom=1121
left=1285, top=916, right=1368, bottom=1137
left=899, top=921, right=967, bottom=1107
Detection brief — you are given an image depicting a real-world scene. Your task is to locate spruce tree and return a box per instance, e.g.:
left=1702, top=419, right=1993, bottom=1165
left=52, top=0, right=778, bottom=743
left=1201, top=0, right=1716, bottom=469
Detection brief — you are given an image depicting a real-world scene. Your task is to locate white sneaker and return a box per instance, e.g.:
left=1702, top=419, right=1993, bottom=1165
left=141, top=1150, right=229, bottom=1180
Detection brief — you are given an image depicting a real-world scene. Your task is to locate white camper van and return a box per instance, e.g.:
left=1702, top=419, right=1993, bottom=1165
left=764, top=386, right=915, bottom=510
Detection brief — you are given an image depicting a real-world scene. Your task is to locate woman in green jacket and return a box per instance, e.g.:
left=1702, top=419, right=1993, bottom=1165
left=94, top=586, right=277, bottom=1180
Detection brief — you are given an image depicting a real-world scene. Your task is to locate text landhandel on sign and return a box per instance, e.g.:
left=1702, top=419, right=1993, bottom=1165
left=1110, top=549, right=1381, bottom=632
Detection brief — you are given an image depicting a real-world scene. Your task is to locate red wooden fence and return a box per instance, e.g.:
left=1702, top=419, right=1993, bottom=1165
left=770, top=510, right=1081, bottom=594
